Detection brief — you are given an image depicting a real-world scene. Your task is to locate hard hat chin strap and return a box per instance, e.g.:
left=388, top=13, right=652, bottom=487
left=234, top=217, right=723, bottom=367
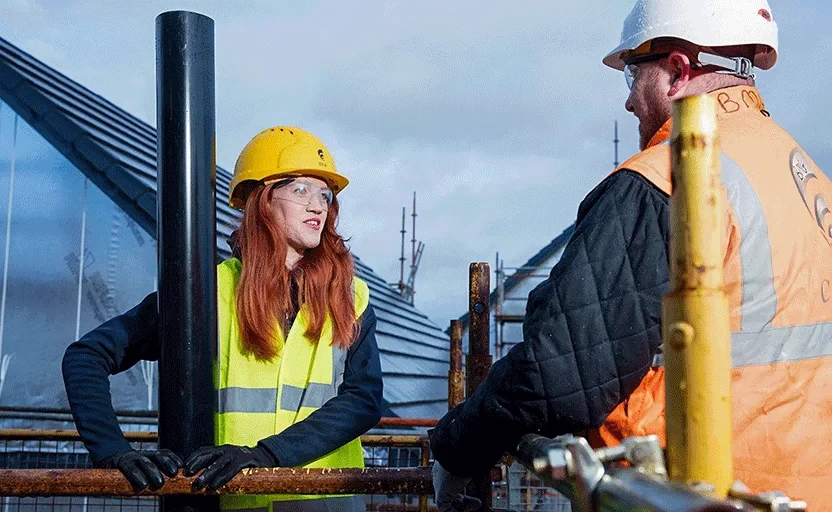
left=696, top=52, right=756, bottom=80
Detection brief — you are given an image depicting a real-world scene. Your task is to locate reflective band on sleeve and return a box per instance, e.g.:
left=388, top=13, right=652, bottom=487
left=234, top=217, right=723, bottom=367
left=279, top=382, right=336, bottom=412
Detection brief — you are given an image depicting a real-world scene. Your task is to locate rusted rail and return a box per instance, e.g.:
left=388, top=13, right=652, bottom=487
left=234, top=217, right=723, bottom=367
left=418, top=437, right=431, bottom=512
left=0, top=467, right=433, bottom=497
left=376, top=418, right=437, bottom=428
left=364, top=435, right=427, bottom=447
left=467, top=263, right=492, bottom=396
left=0, top=430, right=426, bottom=447
left=448, top=319, right=465, bottom=410
left=467, top=262, right=493, bottom=510
left=0, top=412, right=435, bottom=430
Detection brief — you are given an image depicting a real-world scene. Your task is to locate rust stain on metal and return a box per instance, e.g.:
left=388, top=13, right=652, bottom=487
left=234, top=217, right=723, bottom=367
left=418, top=437, right=431, bottom=511
left=376, top=418, right=437, bottom=428
left=671, top=133, right=714, bottom=160
left=361, top=435, right=427, bottom=447
left=467, top=262, right=492, bottom=398
left=448, top=320, right=465, bottom=410
left=466, top=262, right=494, bottom=510
left=0, top=467, right=433, bottom=497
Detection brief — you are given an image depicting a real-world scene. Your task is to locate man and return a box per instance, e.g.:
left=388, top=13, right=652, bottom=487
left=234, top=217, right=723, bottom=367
left=430, top=0, right=832, bottom=509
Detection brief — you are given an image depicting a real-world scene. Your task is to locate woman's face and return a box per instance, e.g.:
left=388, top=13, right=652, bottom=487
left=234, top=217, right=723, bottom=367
left=269, top=176, right=332, bottom=256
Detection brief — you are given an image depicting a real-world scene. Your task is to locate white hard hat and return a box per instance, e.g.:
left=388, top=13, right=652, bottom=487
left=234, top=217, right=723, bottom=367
left=603, top=0, right=778, bottom=72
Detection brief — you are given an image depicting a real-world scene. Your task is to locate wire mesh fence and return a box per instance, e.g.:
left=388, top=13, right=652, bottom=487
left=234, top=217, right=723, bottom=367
left=492, top=461, right=572, bottom=512
left=0, top=416, right=159, bottom=511
left=363, top=444, right=429, bottom=512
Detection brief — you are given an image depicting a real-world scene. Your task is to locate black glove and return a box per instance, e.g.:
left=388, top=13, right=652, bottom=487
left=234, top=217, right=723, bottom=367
left=98, top=449, right=183, bottom=492
left=183, top=444, right=277, bottom=491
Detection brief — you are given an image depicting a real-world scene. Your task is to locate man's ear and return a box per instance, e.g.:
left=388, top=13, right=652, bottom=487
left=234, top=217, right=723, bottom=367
left=667, top=50, right=693, bottom=97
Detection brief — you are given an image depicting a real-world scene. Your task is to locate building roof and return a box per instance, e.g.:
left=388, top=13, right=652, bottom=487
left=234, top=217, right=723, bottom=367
left=0, top=35, right=450, bottom=420
left=452, top=223, right=575, bottom=333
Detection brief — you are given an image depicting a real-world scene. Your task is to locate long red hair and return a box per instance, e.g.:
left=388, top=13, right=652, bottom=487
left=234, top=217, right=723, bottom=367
left=233, top=184, right=359, bottom=361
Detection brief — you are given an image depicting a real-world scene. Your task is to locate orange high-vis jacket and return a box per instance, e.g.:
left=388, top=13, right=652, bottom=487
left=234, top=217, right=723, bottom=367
left=591, top=86, right=832, bottom=507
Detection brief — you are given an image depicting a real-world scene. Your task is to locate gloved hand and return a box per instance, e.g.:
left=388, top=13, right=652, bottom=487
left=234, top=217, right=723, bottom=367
left=432, top=461, right=481, bottom=512
left=98, top=449, right=183, bottom=492
left=184, top=444, right=277, bottom=491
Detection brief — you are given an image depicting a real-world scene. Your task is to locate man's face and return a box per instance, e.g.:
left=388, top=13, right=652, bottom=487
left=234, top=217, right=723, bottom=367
left=624, top=58, right=673, bottom=150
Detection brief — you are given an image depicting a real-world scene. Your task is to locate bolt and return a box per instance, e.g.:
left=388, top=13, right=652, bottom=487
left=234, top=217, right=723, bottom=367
left=669, top=322, right=694, bottom=351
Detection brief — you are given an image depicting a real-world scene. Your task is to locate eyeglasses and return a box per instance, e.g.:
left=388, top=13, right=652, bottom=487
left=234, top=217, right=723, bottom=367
left=266, top=178, right=334, bottom=211
left=624, top=53, right=670, bottom=90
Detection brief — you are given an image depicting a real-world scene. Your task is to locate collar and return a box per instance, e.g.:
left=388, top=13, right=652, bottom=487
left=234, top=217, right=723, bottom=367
left=644, top=86, right=767, bottom=149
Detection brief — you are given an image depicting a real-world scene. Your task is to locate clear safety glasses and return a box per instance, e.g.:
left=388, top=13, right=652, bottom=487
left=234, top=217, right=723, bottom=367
left=266, top=178, right=334, bottom=211
left=624, top=51, right=755, bottom=90
left=624, top=53, right=670, bottom=90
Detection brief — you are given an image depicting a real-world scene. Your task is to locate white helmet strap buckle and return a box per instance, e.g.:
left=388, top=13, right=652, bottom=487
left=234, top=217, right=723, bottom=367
left=696, top=52, right=756, bottom=80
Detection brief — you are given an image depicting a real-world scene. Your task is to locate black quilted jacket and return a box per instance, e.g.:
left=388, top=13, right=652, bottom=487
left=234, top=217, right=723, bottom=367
left=430, top=170, right=671, bottom=477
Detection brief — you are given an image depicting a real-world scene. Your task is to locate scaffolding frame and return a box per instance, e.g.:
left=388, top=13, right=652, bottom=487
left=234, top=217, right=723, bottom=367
left=493, top=254, right=553, bottom=359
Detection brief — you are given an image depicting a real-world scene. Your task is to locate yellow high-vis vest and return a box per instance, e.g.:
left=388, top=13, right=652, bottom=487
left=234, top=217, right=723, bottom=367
left=215, top=258, right=369, bottom=511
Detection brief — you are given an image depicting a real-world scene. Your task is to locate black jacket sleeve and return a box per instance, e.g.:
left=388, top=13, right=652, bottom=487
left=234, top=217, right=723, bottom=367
left=62, top=292, right=160, bottom=465
left=430, top=170, right=671, bottom=477
left=258, top=305, right=384, bottom=467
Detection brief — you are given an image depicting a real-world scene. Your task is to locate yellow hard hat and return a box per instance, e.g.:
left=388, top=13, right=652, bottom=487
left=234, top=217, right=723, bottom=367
left=229, top=126, right=349, bottom=209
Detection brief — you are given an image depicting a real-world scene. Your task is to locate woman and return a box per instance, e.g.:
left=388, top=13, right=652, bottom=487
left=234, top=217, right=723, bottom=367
left=63, top=126, right=384, bottom=511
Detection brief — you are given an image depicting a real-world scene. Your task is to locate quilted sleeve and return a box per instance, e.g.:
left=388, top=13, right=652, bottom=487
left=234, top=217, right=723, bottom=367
left=430, top=170, right=670, bottom=477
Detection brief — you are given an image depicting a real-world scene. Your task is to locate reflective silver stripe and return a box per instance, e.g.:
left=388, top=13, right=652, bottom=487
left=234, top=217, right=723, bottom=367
left=732, top=322, right=832, bottom=367
left=333, top=346, right=348, bottom=390
left=279, top=345, right=349, bottom=412
left=650, top=154, right=828, bottom=370
left=280, top=382, right=336, bottom=411
left=218, top=387, right=277, bottom=414
left=720, top=153, right=778, bottom=332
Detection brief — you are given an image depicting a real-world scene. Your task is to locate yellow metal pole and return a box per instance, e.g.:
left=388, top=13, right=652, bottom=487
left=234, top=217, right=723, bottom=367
left=663, top=95, right=733, bottom=497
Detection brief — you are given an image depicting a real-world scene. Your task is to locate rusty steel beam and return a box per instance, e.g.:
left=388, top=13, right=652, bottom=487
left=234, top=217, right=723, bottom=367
left=448, top=320, right=465, bottom=410
left=0, top=467, right=433, bottom=497
left=466, top=262, right=492, bottom=396
left=362, top=435, right=428, bottom=447
left=376, top=418, right=437, bottom=428
left=466, top=262, right=493, bottom=512
left=0, top=430, right=426, bottom=447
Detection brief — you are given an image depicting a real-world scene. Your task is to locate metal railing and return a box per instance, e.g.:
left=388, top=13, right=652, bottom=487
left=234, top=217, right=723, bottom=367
left=0, top=426, right=433, bottom=512
left=0, top=263, right=578, bottom=512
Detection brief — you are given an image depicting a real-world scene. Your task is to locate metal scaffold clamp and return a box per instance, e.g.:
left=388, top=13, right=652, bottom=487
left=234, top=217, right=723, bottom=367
left=728, top=486, right=807, bottom=512
left=523, top=434, right=668, bottom=512
left=514, top=432, right=808, bottom=512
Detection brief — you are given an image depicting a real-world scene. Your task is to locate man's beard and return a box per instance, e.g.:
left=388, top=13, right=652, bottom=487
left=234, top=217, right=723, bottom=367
left=638, top=110, right=669, bottom=150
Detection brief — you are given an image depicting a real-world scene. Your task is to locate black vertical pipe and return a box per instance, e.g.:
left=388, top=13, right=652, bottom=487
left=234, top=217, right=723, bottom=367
left=156, top=11, right=218, bottom=512
left=467, top=263, right=492, bottom=511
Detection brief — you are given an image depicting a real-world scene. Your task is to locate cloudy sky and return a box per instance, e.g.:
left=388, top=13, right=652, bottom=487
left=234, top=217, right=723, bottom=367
left=1, top=1, right=831, bottom=325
